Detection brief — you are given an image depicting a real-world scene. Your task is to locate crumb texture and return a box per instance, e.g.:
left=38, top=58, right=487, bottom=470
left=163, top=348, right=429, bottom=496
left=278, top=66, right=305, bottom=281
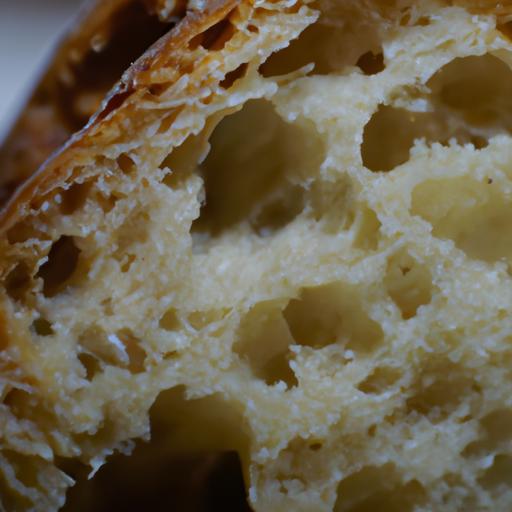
left=2, top=0, right=512, bottom=511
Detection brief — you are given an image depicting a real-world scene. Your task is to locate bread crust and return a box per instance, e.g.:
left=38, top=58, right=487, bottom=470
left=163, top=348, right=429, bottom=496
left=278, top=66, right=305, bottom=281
left=0, top=0, right=238, bottom=239
left=0, top=0, right=186, bottom=205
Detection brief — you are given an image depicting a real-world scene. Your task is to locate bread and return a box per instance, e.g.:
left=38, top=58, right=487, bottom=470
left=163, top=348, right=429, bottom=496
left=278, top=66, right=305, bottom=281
left=0, top=0, right=184, bottom=205
left=2, top=0, right=512, bottom=510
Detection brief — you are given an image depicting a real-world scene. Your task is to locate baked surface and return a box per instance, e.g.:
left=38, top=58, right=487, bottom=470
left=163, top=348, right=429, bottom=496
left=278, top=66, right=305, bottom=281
left=0, top=0, right=183, bottom=205
left=1, top=0, right=512, bottom=510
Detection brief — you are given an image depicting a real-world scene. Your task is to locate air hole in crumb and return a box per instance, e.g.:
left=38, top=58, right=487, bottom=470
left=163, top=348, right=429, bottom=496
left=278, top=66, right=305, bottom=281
left=415, top=16, right=430, bottom=26
left=220, top=63, right=248, bottom=89
left=192, top=99, right=323, bottom=241
left=498, top=21, right=512, bottom=41
left=361, top=105, right=491, bottom=173
left=3, top=388, right=31, bottom=413
left=37, top=236, right=81, bottom=297
left=399, top=9, right=430, bottom=27
left=406, top=359, right=476, bottom=423
left=78, top=352, right=101, bottom=381
left=189, top=17, right=235, bottom=51
left=148, top=83, right=171, bottom=97
left=384, top=250, right=432, bottom=319
left=117, top=153, right=136, bottom=174
left=163, top=351, right=179, bottom=360
left=334, top=464, right=426, bottom=512
left=428, top=54, right=512, bottom=130
left=60, top=181, right=93, bottom=215
left=54, top=457, right=88, bottom=488
left=29, top=193, right=51, bottom=212
left=3, top=450, right=41, bottom=490
left=117, top=329, right=146, bottom=373
left=120, top=254, right=136, bottom=273
left=310, top=178, right=354, bottom=234
left=96, top=89, right=134, bottom=122
left=356, top=51, right=384, bottom=75
left=481, top=409, right=512, bottom=443
left=283, top=283, right=384, bottom=354
left=7, top=221, right=45, bottom=245
left=96, top=192, right=119, bottom=214
left=251, top=185, right=305, bottom=237
left=187, top=310, right=229, bottom=331
left=360, top=105, right=481, bottom=172
left=113, top=210, right=150, bottom=261
left=358, top=367, right=401, bottom=394
left=341, top=481, right=426, bottom=511
left=102, top=298, right=113, bottom=316
left=463, top=409, right=512, bottom=458
left=399, top=10, right=411, bottom=25
left=361, top=106, right=423, bottom=172
left=79, top=327, right=145, bottom=373
left=411, top=177, right=512, bottom=264
left=309, top=442, right=323, bottom=451
left=62, top=386, right=251, bottom=511
left=478, top=454, right=512, bottom=489
left=159, top=309, right=180, bottom=331
left=259, top=19, right=382, bottom=77
left=363, top=54, right=512, bottom=173
left=471, top=135, right=488, bottom=149
left=361, top=55, right=512, bottom=172
left=157, top=110, right=181, bottom=134
left=161, top=170, right=185, bottom=190
left=64, top=450, right=250, bottom=512
left=5, top=262, right=32, bottom=301
left=31, top=317, right=54, bottom=336
left=234, top=301, right=298, bottom=388
left=247, top=24, right=258, bottom=33
left=353, top=207, right=381, bottom=250
left=160, top=127, right=214, bottom=190
left=201, top=93, right=214, bottom=105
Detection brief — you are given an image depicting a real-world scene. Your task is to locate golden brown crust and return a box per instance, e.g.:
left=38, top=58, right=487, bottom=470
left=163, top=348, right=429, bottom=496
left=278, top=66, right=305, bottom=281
left=0, top=0, right=240, bottom=235
left=0, top=0, right=186, bottom=204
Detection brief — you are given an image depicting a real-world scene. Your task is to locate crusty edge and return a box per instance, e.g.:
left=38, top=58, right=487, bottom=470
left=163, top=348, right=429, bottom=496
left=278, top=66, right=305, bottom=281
left=0, top=0, right=189, bottom=201
left=0, top=0, right=239, bottom=234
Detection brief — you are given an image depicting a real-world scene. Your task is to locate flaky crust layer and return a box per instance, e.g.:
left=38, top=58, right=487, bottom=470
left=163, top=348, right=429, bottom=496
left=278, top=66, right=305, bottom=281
left=0, top=0, right=185, bottom=204
left=0, top=0, right=238, bottom=234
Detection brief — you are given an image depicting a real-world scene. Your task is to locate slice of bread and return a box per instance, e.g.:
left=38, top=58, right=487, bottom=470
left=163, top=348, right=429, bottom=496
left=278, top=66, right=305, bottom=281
left=2, top=0, right=512, bottom=510
left=0, top=0, right=184, bottom=205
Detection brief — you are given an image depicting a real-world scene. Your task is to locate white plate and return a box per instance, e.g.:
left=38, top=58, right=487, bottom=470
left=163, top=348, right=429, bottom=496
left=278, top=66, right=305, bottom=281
left=0, top=0, right=82, bottom=142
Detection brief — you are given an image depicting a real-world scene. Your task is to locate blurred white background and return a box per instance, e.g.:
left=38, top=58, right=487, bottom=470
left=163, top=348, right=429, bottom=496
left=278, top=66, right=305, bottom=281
left=0, top=0, right=82, bottom=141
